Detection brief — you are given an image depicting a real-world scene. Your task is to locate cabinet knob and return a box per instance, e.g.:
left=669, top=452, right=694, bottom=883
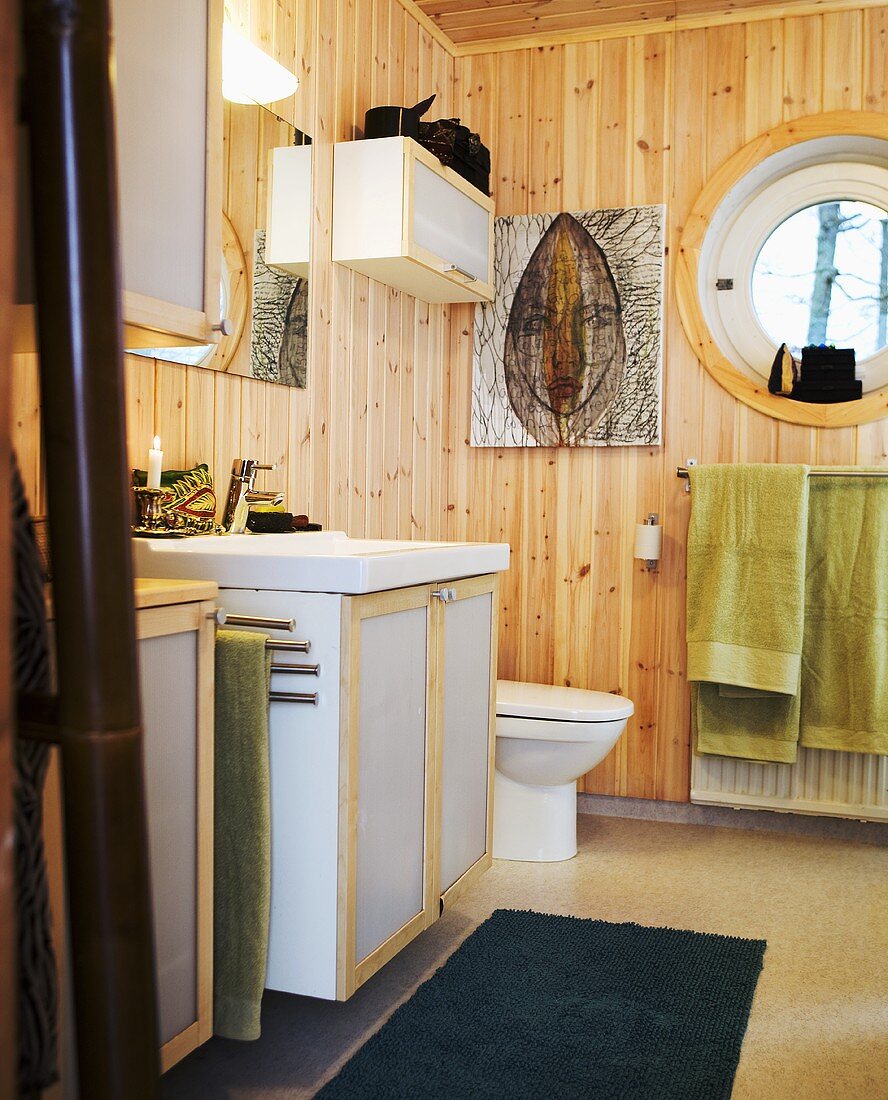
left=213, top=318, right=234, bottom=336
left=431, top=587, right=457, bottom=603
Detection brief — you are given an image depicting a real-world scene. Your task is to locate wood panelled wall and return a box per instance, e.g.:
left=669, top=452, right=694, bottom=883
left=12, top=2, right=888, bottom=802
left=453, top=9, right=888, bottom=801
left=13, top=0, right=458, bottom=537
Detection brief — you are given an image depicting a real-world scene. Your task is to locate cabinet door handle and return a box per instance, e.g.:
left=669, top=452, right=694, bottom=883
left=431, top=587, right=457, bottom=603
left=266, top=639, right=311, bottom=654
left=269, top=691, right=318, bottom=705
left=443, top=263, right=477, bottom=282
left=216, top=610, right=296, bottom=632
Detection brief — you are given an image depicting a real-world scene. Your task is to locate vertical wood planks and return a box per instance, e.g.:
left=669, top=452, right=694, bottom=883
left=11, top=355, right=42, bottom=511
left=623, top=32, right=671, bottom=800
left=154, top=363, right=187, bottom=470
left=11, top=6, right=888, bottom=809
left=657, top=26, right=707, bottom=801
left=125, top=355, right=157, bottom=472
left=863, top=6, right=888, bottom=112
left=580, top=36, right=632, bottom=796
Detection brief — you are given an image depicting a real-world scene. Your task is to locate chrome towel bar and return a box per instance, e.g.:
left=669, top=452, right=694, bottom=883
left=216, top=609, right=296, bottom=632
left=266, top=639, right=311, bottom=654
left=269, top=691, right=318, bottom=705
left=270, top=663, right=320, bottom=677
left=677, top=465, right=888, bottom=482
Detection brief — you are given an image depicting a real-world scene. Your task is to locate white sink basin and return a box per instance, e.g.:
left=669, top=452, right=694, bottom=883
left=132, top=530, right=510, bottom=594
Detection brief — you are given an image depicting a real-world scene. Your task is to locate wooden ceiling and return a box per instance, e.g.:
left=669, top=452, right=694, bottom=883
left=412, top=0, right=843, bottom=52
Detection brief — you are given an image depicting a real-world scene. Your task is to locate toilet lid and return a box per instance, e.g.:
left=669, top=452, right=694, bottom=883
left=496, top=679, right=634, bottom=722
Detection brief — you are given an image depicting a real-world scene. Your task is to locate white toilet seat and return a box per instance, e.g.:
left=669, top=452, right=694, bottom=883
left=496, top=714, right=626, bottom=743
left=493, top=680, right=633, bottom=863
left=496, top=679, right=634, bottom=724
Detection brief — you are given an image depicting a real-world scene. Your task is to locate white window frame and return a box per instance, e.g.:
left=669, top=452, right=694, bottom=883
left=698, top=136, right=888, bottom=395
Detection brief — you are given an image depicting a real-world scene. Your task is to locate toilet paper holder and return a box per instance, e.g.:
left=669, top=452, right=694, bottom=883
left=634, top=513, right=662, bottom=573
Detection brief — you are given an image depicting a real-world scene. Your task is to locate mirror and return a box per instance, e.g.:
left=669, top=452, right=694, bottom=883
left=128, top=133, right=311, bottom=387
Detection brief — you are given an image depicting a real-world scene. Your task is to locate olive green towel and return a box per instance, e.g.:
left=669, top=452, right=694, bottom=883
left=687, top=464, right=810, bottom=763
left=214, top=629, right=273, bottom=1040
left=800, top=471, right=888, bottom=756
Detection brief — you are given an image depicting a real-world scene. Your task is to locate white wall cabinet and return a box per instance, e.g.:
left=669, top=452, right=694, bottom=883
left=265, top=145, right=312, bottom=279
left=16, top=0, right=223, bottom=352
left=216, top=573, right=498, bottom=1002
left=332, top=136, right=495, bottom=304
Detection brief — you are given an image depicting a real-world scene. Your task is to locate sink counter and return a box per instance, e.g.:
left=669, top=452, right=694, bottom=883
left=132, top=530, right=510, bottom=593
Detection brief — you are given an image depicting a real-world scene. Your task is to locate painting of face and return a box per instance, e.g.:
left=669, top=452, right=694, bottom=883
left=473, top=205, right=664, bottom=448
left=504, top=213, right=626, bottom=446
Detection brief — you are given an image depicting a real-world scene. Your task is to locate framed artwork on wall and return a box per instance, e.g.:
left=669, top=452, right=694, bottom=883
left=472, top=206, right=665, bottom=447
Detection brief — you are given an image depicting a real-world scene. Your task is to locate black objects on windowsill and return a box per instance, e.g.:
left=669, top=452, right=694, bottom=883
left=771, top=344, right=863, bottom=404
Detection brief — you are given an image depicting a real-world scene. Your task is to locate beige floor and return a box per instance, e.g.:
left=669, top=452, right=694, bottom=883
left=163, top=815, right=888, bottom=1100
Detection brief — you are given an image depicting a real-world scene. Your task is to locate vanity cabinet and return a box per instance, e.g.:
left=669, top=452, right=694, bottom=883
left=215, top=573, right=498, bottom=1002
left=137, top=581, right=217, bottom=1069
left=16, top=0, right=223, bottom=351
left=44, top=579, right=217, bottom=1096
left=332, top=136, right=495, bottom=304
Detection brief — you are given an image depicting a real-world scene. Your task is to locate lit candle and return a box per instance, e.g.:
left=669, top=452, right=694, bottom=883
left=147, top=436, right=163, bottom=490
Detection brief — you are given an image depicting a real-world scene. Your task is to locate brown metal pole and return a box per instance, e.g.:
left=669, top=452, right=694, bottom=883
left=0, top=2, right=18, bottom=1096
left=19, top=0, right=161, bottom=1096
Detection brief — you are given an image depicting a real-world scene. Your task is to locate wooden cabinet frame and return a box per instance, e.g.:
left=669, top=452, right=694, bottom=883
left=430, top=574, right=498, bottom=913
left=400, top=139, right=496, bottom=303
left=136, top=594, right=216, bottom=1071
left=43, top=582, right=217, bottom=1090
left=335, top=575, right=498, bottom=1001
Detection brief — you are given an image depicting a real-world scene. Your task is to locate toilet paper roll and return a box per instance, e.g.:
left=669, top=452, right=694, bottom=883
left=634, top=522, right=662, bottom=561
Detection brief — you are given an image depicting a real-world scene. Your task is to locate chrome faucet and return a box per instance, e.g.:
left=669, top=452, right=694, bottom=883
left=222, top=459, right=284, bottom=534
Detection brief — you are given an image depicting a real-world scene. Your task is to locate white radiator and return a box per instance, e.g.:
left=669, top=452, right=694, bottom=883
left=692, top=747, right=888, bottom=823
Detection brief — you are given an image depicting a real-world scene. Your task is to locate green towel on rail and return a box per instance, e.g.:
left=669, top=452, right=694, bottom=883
left=800, top=470, right=888, bottom=756
left=214, top=629, right=273, bottom=1040
left=687, top=463, right=810, bottom=763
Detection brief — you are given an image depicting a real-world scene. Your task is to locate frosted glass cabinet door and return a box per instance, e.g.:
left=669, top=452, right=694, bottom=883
left=111, top=0, right=222, bottom=345
left=438, top=578, right=496, bottom=895
left=136, top=595, right=216, bottom=1071
left=339, top=585, right=433, bottom=998
left=140, top=630, right=199, bottom=1046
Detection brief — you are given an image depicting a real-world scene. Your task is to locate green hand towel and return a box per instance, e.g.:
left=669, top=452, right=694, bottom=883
left=687, top=463, right=810, bottom=763
left=800, top=470, right=888, bottom=756
left=214, top=629, right=273, bottom=1040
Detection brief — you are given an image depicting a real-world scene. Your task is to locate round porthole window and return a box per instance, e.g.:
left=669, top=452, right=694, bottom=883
left=676, top=115, right=888, bottom=427
left=751, top=199, right=888, bottom=359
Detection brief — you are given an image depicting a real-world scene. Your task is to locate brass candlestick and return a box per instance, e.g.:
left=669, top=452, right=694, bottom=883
left=132, top=486, right=169, bottom=535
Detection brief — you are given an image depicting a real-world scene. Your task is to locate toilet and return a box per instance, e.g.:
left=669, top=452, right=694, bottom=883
left=493, top=680, right=634, bottom=863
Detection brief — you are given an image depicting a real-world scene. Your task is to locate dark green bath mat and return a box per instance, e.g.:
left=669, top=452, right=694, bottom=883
left=319, top=909, right=765, bottom=1100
